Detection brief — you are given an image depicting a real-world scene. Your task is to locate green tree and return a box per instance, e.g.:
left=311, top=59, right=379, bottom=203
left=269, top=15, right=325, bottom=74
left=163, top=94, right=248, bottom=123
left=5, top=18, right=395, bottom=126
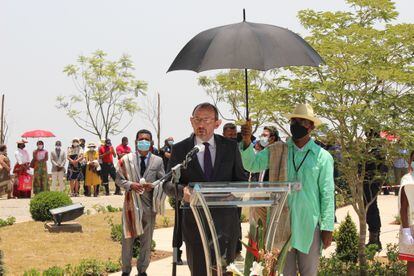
left=57, top=50, right=147, bottom=139
left=198, top=70, right=292, bottom=135
left=199, top=1, right=414, bottom=274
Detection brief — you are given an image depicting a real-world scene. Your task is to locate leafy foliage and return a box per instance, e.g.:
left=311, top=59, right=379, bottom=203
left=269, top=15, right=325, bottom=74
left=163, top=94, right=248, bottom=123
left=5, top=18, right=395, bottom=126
left=58, top=50, right=147, bottom=139
left=318, top=243, right=406, bottom=275
left=335, top=214, right=358, bottom=263
left=0, top=216, right=16, bottom=227
left=42, top=266, right=65, bottom=276
left=107, top=217, right=156, bottom=258
left=0, top=250, right=5, bottom=276
left=29, top=192, right=72, bottom=221
left=199, top=0, right=414, bottom=271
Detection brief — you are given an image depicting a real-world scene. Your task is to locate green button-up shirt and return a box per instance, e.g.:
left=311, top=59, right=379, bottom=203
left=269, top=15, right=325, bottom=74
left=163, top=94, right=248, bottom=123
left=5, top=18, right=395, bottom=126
left=240, top=138, right=335, bottom=254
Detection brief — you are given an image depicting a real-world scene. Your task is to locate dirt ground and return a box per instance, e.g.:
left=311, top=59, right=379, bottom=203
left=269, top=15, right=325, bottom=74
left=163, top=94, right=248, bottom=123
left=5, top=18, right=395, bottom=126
left=0, top=210, right=175, bottom=275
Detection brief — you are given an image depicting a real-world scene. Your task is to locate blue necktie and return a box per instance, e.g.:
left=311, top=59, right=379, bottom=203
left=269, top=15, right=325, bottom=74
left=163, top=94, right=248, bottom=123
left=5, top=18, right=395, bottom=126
left=203, top=142, right=213, bottom=181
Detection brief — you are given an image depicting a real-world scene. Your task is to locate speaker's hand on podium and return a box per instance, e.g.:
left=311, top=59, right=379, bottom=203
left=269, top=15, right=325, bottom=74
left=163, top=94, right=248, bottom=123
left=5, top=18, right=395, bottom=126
left=183, top=186, right=193, bottom=203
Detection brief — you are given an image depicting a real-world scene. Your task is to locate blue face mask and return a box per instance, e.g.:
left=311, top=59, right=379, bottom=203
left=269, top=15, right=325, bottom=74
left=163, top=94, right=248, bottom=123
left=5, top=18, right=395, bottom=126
left=137, top=140, right=151, bottom=151
left=168, top=140, right=174, bottom=146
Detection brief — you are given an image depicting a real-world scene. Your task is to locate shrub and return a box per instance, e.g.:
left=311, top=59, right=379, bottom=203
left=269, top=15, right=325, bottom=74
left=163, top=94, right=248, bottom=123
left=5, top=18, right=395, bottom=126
left=103, top=259, right=121, bottom=273
left=23, top=268, right=41, bottom=276
left=66, top=259, right=105, bottom=276
left=335, top=213, right=358, bottom=263
left=63, top=259, right=120, bottom=275
left=106, top=205, right=122, bottom=212
left=0, top=216, right=16, bottom=227
left=240, top=213, right=248, bottom=223
left=168, top=196, right=176, bottom=209
left=318, top=243, right=406, bottom=275
left=29, top=192, right=72, bottom=221
left=0, top=250, right=5, bottom=276
left=107, top=218, right=156, bottom=258
left=42, top=266, right=64, bottom=276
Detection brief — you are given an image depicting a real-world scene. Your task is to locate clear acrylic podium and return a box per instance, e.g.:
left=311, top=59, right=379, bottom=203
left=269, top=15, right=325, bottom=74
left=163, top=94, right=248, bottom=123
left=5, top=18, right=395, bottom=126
left=189, top=181, right=301, bottom=276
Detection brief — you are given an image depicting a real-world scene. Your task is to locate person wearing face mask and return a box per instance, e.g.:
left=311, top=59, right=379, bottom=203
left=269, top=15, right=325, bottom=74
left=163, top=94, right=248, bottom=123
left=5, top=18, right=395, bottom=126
left=84, top=142, right=102, bottom=197
left=32, top=140, right=49, bottom=194
left=13, top=139, right=31, bottom=198
left=0, top=144, right=12, bottom=199
left=162, top=102, right=248, bottom=276
left=240, top=103, right=334, bottom=276
left=115, top=129, right=165, bottom=276
left=50, top=141, right=66, bottom=192
left=67, top=138, right=84, bottom=197
left=99, top=138, right=120, bottom=195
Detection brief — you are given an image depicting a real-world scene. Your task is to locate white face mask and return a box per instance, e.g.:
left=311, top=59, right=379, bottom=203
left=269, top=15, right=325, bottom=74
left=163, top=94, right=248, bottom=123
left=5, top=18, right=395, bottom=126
left=259, top=136, right=269, bottom=147
left=55, top=146, right=61, bottom=150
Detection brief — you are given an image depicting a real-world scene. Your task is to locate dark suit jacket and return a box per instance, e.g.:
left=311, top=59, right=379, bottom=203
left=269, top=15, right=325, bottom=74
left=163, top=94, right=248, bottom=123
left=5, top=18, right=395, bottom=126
left=163, top=133, right=247, bottom=198
left=163, top=133, right=247, bottom=271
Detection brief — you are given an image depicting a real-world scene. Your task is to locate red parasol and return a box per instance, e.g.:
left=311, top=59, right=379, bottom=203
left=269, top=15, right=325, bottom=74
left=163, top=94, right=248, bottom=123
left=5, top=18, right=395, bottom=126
left=380, top=131, right=399, bottom=142
left=21, top=130, right=56, bottom=138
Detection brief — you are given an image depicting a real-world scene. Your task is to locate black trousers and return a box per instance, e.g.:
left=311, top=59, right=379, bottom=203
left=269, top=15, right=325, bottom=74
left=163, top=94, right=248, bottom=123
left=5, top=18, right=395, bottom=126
left=101, top=163, right=120, bottom=194
left=173, top=202, right=183, bottom=254
left=236, top=207, right=242, bottom=253
left=363, top=181, right=382, bottom=232
left=182, top=207, right=239, bottom=276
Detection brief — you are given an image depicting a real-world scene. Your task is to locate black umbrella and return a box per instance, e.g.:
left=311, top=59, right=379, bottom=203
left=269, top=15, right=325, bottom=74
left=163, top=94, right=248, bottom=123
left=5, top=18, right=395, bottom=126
left=168, top=9, right=324, bottom=119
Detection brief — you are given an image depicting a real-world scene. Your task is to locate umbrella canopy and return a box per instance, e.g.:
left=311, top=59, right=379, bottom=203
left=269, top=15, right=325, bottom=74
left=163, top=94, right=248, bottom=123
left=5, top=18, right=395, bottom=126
left=168, top=21, right=323, bottom=73
left=168, top=10, right=324, bottom=119
left=21, top=129, right=55, bottom=138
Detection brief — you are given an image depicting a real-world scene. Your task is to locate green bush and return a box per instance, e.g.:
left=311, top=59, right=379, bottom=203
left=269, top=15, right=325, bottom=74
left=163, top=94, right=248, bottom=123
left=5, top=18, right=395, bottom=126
left=103, top=259, right=121, bottom=273
left=63, top=258, right=120, bottom=275
left=318, top=243, right=406, bottom=275
left=168, top=196, right=176, bottom=209
left=42, top=266, right=64, bottom=276
left=240, top=213, right=248, bottom=223
left=29, top=191, right=72, bottom=221
left=0, top=250, right=5, bottom=276
left=65, top=259, right=105, bottom=276
left=335, top=213, right=358, bottom=263
left=0, top=216, right=16, bottom=227
left=106, top=205, right=122, bottom=212
left=107, top=218, right=156, bottom=258
left=23, top=268, right=41, bottom=276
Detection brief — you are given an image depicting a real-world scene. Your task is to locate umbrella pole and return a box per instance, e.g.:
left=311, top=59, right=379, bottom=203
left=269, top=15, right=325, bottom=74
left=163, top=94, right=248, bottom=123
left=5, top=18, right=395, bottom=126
left=245, top=68, right=249, bottom=120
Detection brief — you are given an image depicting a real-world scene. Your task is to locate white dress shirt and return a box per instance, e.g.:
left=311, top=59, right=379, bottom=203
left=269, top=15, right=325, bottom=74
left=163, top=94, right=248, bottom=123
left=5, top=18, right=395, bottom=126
left=195, top=135, right=216, bottom=172
left=15, top=148, right=30, bottom=164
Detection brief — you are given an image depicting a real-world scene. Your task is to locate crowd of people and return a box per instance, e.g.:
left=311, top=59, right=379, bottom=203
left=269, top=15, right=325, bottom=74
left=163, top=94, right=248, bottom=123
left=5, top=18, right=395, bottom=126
left=0, top=136, right=168, bottom=199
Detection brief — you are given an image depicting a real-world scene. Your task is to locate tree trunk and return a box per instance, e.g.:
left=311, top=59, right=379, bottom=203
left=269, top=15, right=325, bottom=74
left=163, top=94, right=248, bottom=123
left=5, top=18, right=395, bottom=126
left=358, top=212, right=368, bottom=276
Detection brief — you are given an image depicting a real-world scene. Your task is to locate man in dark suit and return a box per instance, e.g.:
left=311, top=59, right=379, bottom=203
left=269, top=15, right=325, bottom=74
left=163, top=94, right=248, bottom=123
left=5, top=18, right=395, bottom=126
left=163, top=102, right=247, bottom=276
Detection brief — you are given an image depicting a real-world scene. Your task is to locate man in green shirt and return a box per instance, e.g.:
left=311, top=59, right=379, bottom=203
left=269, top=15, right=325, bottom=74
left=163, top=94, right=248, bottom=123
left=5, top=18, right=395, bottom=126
left=240, top=103, right=334, bottom=276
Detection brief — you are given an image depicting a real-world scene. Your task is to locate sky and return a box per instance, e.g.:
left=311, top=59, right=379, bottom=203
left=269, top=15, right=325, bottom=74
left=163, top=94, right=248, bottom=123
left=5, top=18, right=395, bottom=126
left=1, top=0, right=413, bottom=164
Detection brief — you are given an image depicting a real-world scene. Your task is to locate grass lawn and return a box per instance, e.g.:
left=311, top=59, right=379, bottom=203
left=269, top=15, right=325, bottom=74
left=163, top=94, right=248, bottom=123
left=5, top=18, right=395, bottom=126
left=0, top=209, right=175, bottom=275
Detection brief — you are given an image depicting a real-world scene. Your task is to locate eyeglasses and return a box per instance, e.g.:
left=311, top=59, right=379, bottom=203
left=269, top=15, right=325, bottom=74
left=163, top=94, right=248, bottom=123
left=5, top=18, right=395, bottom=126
left=191, top=117, right=216, bottom=124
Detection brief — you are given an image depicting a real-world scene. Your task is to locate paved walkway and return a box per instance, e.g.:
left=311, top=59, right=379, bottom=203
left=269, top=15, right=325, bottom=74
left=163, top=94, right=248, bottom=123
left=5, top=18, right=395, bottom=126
left=0, top=194, right=400, bottom=275
left=0, top=195, right=125, bottom=222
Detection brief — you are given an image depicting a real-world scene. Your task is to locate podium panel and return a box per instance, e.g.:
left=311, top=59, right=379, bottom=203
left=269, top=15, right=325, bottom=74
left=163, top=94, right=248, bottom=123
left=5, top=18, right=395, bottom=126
left=189, top=181, right=301, bottom=276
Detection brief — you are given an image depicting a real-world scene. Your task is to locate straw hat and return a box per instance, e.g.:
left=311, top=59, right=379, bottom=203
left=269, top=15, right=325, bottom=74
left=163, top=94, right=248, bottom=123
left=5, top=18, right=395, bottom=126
left=87, top=142, right=96, bottom=148
left=16, top=139, right=28, bottom=144
left=286, top=103, right=322, bottom=127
